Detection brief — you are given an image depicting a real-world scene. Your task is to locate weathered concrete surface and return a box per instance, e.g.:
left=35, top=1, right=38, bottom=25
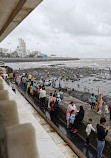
left=0, top=79, right=3, bottom=84
left=0, top=90, right=9, bottom=100
left=6, top=123, right=39, bottom=158
left=0, top=84, right=4, bottom=90
left=0, top=0, right=43, bottom=42
left=0, top=100, right=19, bottom=127
left=45, top=86, right=111, bottom=158
left=1, top=78, right=78, bottom=158
left=0, top=100, right=19, bottom=158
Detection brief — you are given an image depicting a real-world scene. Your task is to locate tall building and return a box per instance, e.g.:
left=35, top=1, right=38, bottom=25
left=18, top=38, right=26, bottom=57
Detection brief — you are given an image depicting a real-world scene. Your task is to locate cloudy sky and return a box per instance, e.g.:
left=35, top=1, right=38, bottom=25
left=1, top=0, right=111, bottom=58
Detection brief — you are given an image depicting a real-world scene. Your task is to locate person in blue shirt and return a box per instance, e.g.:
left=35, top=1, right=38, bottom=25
left=90, top=93, right=96, bottom=109
left=32, top=81, right=37, bottom=96
left=70, top=110, right=76, bottom=131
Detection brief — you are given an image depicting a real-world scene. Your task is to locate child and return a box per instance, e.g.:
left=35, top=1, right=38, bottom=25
left=85, top=119, right=95, bottom=146
left=70, top=110, right=76, bottom=131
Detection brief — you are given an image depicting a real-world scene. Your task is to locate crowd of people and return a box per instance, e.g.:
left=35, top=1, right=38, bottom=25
left=4, top=72, right=64, bottom=125
left=89, top=93, right=111, bottom=120
left=3, top=71, right=111, bottom=158
left=66, top=101, right=109, bottom=158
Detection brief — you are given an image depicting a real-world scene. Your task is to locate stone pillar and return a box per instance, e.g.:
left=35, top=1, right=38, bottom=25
left=0, top=90, right=9, bottom=101
left=0, top=83, right=4, bottom=90
left=5, top=123, right=39, bottom=158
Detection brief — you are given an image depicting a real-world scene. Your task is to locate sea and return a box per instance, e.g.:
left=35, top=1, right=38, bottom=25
left=5, top=58, right=111, bottom=70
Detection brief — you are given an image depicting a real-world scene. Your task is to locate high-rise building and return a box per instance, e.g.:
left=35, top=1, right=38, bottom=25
left=18, top=38, right=26, bottom=57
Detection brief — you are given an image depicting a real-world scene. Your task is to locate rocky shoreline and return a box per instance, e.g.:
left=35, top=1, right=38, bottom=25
left=17, top=66, right=111, bottom=103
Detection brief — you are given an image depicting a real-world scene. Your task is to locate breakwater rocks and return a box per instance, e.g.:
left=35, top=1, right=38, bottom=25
left=18, top=66, right=111, bottom=100
left=2, top=57, right=79, bottom=63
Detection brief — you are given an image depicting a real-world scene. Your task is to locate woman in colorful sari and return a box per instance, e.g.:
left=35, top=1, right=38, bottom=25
left=66, top=101, right=77, bottom=128
left=96, top=94, right=103, bottom=114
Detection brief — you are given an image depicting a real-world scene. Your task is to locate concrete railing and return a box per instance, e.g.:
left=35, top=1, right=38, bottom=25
left=0, top=79, right=39, bottom=158
left=0, top=90, right=9, bottom=101
left=0, top=83, right=4, bottom=90
left=5, top=123, right=39, bottom=158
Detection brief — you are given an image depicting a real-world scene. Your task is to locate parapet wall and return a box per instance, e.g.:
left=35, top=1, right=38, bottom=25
left=0, top=79, right=39, bottom=158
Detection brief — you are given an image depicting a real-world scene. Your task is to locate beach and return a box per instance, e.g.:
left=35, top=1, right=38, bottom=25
left=5, top=58, right=111, bottom=102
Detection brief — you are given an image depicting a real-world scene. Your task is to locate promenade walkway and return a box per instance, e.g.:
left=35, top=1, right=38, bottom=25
left=2, top=79, right=78, bottom=158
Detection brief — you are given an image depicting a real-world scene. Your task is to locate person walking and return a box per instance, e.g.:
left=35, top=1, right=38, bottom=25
left=73, top=106, right=84, bottom=133
left=69, top=110, right=76, bottom=131
left=90, top=93, right=96, bottom=109
left=97, top=95, right=103, bottom=114
left=39, top=87, right=46, bottom=109
left=27, top=80, right=31, bottom=94
left=58, top=89, right=63, bottom=100
left=48, top=93, right=53, bottom=109
left=96, top=117, right=109, bottom=158
left=50, top=94, right=56, bottom=123
left=85, top=119, right=95, bottom=146
left=30, top=84, right=33, bottom=96
left=66, top=101, right=77, bottom=128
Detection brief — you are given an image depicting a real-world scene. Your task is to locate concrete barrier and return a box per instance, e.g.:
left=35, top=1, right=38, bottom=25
left=0, top=100, right=19, bottom=158
left=0, top=83, right=4, bottom=90
left=0, top=78, right=3, bottom=84
left=5, top=123, right=39, bottom=158
left=0, top=90, right=9, bottom=101
left=0, top=100, right=19, bottom=127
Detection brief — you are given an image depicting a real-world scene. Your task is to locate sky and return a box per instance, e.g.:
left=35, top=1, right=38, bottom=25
left=1, top=0, right=111, bottom=58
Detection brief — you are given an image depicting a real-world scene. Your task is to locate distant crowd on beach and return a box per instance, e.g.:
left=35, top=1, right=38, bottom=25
left=2, top=71, right=111, bottom=158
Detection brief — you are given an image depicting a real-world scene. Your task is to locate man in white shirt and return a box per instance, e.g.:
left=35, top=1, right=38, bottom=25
left=39, top=87, right=46, bottom=109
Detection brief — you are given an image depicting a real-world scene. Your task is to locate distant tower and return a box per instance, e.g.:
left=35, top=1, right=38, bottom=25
left=18, top=38, right=26, bottom=57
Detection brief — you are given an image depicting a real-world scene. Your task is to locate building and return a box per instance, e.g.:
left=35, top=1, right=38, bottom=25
left=18, top=38, right=26, bottom=58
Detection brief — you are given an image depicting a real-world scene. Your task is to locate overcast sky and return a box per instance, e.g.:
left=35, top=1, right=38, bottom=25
left=1, top=0, right=111, bottom=58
